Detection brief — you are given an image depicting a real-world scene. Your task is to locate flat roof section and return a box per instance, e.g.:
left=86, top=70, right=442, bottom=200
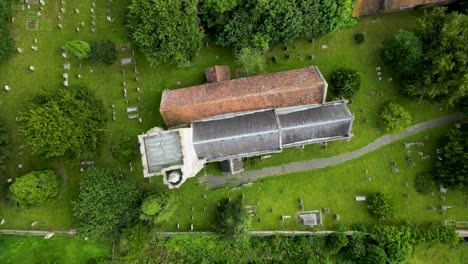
left=143, top=132, right=183, bottom=173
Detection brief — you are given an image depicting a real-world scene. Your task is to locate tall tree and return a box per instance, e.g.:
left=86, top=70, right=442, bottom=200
left=433, top=129, right=468, bottom=189
left=213, top=198, right=250, bottom=241
left=371, top=225, right=414, bottom=263
left=409, top=8, right=468, bottom=105
left=73, top=168, right=141, bottom=241
left=20, top=87, right=106, bottom=159
left=381, top=30, right=423, bottom=78
left=127, top=0, right=203, bottom=66
left=0, top=0, right=12, bottom=61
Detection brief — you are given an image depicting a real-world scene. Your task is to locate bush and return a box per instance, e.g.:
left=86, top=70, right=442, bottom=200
left=381, top=30, right=422, bottom=78
left=236, top=47, right=265, bottom=76
left=364, top=244, right=387, bottom=264
left=111, top=134, right=139, bottom=162
left=415, top=172, right=435, bottom=193
left=380, top=103, right=412, bottom=134
left=9, top=170, right=60, bottom=207
left=425, top=224, right=460, bottom=246
left=0, top=29, right=12, bottom=61
left=139, top=192, right=178, bottom=225
left=354, top=32, right=366, bottom=44
left=89, top=40, right=117, bottom=65
left=330, top=67, right=361, bottom=98
left=213, top=198, right=250, bottom=242
left=326, top=232, right=348, bottom=252
left=0, top=122, right=9, bottom=181
left=342, top=233, right=365, bottom=261
left=371, top=224, right=414, bottom=263
left=66, top=40, right=91, bottom=59
left=367, top=192, right=395, bottom=220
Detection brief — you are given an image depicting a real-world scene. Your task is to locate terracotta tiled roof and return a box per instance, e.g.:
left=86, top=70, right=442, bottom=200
left=160, top=66, right=327, bottom=127
left=205, top=66, right=231, bottom=83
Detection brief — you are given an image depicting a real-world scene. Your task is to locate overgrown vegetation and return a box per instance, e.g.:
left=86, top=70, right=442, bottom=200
left=213, top=198, right=250, bottom=242
left=20, top=86, right=106, bottom=159
left=415, top=172, right=435, bottom=193
left=9, top=170, right=60, bottom=207
left=381, top=30, right=422, bottom=78
left=73, top=168, right=141, bottom=241
left=66, top=40, right=91, bottom=60
left=354, top=32, right=366, bottom=44
left=139, top=192, right=178, bottom=225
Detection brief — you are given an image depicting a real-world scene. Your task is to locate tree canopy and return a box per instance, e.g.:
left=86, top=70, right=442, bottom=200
left=88, top=40, right=117, bottom=65
left=392, top=8, right=468, bottom=105
left=127, top=0, right=203, bottom=65
left=0, top=0, right=12, bottom=61
left=380, top=103, right=412, bottom=134
left=9, top=170, right=60, bottom=207
left=326, top=232, right=348, bottom=252
left=381, top=30, right=423, bottom=78
left=371, top=225, right=414, bottom=263
left=236, top=47, right=265, bottom=76
left=204, top=0, right=355, bottom=49
left=73, top=168, right=141, bottom=240
left=433, top=128, right=468, bottom=189
left=213, top=198, right=250, bottom=241
left=139, top=192, right=178, bottom=225
left=20, top=86, right=106, bottom=159
left=330, top=67, right=361, bottom=98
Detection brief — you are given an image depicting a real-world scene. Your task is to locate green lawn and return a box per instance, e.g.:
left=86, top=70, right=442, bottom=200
left=0, top=0, right=460, bottom=232
left=0, top=235, right=109, bottom=264
left=408, top=243, right=468, bottom=264
left=161, top=125, right=468, bottom=231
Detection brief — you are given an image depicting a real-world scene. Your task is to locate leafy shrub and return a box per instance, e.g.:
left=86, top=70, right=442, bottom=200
left=364, top=244, right=387, bottom=264
left=415, top=172, right=435, bottom=193
left=425, top=224, right=460, bottom=246
left=342, top=233, right=366, bottom=261
left=139, top=192, right=178, bottom=225
left=371, top=224, right=414, bottom=263
left=354, top=32, right=366, bottom=44
left=380, top=103, right=412, bottom=134
left=381, top=30, right=422, bottom=78
left=213, top=198, right=250, bottom=242
left=368, top=192, right=395, bottom=220
left=89, top=40, right=117, bottom=64
left=9, top=170, right=60, bottom=207
left=0, top=29, right=12, bottom=61
left=330, top=67, right=361, bottom=98
left=326, top=232, right=348, bottom=252
left=111, top=134, right=139, bottom=162
left=0, top=122, right=9, bottom=181
left=236, top=47, right=265, bottom=76
left=66, top=40, right=91, bottom=59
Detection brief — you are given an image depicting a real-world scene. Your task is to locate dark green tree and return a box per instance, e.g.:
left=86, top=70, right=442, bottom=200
left=139, top=192, right=178, bottom=225
left=342, top=233, right=366, bottom=261
left=73, top=168, right=141, bottom=240
left=425, top=223, right=460, bottom=246
left=363, top=244, right=387, bottom=264
left=213, top=198, right=250, bottom=241
left=20, top=87, right=106, bottom=159
left=0, top=0, right=12, bottom=61
left=119, top=222, right=153, bottom=257
left=111, top=133, right=139, bottom=162
left=127, top=0, right=203, bottom=65
left=414, top=172, right=435, bottom=193
left=380, top=103, right=412, bottom=134
left=89, top=40, right=117, bottom=65
left=9, top=170, right=60, bottom=207
left=367, top=192, right=395, bottom=220
left=408, top=8, right=468, bottom=105
left=381, top=30, right=423, bottom=78
left=371, top=225, right=414, bottom=263
left=330, top=67, right=361, bottom=98
left=326, top=232, right=348, bottom=252
left=433, top=129, right=468, bottom=188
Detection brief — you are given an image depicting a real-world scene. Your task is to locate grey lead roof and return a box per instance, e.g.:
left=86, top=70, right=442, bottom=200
left=278, top=103, right=353, bottom=146
left=143, top=132, right=183, bottom=173
left=192, top=110, right=281, bottom=161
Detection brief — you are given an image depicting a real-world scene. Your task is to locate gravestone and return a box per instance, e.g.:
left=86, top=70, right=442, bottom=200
left=392, top=167, right=399, bottom=173
left=324, top=208, right=330, bottom=214
left=31, top=221, right=38, bottom=227
left=428, top=205, right=436, bottom=211
left=404, top=182, right=409, bottom=188
left=321, top=44, right=328, bottom=49
left=4, top=85, right=10, bottom=91
left=29, top=66, right=35, bottom=71
left=63, top=63, right=70, bottom=70
left=365, top=176, right=372, bottom=182
left=440, top=196, right=446, bottom=201
left=0, top=219, right=5, bottom=225
left=335, top=214, right=340, bottom=221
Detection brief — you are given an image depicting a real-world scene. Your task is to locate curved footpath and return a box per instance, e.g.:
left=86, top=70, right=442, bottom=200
left=202, top=113, right=466, bottom=189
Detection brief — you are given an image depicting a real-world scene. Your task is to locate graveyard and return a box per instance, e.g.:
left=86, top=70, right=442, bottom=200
left=0, top=0, right=467, bottom=262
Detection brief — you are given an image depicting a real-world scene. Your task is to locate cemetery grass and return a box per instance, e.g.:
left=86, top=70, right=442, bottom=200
left=0, top=1, right=456, bottom=231
left=0, top=235, right=109, bottom=264
left=408, top=243, right=468, bottom=264
left=162, top=125, right=468, bottom=231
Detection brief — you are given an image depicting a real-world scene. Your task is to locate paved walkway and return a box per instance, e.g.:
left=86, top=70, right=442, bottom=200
left=0, top=229, right=76, bottom=236
left=202, top=113, right=465, bottom=188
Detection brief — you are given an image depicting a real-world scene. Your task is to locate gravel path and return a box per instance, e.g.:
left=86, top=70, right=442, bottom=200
left=203, top=113, right=465, bottom=188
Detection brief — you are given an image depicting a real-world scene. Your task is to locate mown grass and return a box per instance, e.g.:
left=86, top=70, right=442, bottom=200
left=408, top=243, right=468, bottom=264
left=0, top=235, right=109, bottom=264
left=162, top=125, right=468, bottom=231
left=0, top=0, right=459, bottom=232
